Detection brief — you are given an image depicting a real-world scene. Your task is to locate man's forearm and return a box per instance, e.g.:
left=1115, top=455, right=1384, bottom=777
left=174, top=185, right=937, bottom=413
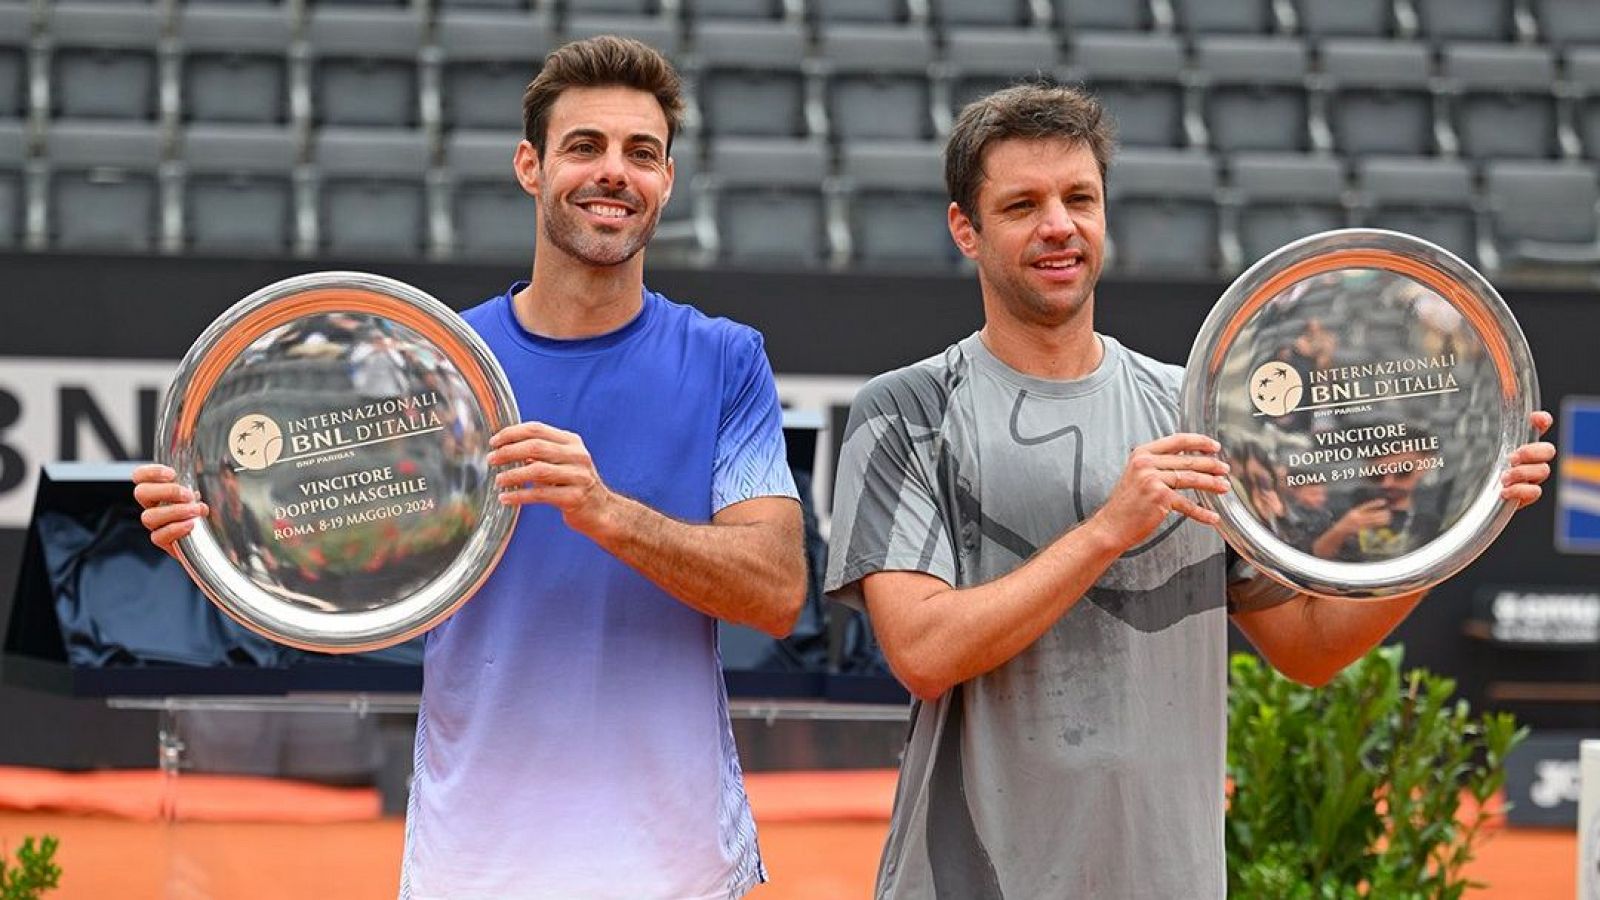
left=873, top=519, right=1127, bottom=698
left=581, top=494, right=807, bottom=637
left=1233, top=589, right=1425, bottom=687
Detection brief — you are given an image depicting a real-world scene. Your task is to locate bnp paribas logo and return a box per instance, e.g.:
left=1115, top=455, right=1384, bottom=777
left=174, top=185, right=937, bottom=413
left=229, top=414, right=285, bottom=470
left=1249, top=362, right=1304, bottom=416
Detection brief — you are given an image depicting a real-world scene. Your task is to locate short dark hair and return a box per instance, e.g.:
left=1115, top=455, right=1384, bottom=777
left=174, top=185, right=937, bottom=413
left=944, top=83, right=1117, bottom=226
left=522, top=35, right=686, bottom=156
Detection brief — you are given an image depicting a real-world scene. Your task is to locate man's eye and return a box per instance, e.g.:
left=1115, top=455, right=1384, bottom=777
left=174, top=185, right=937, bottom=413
left=1006, top=201, right=1033, bottom=212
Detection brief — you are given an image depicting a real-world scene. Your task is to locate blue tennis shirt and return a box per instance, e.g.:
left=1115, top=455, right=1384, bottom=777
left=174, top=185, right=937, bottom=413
left=400, top=284, right=798, bottom=899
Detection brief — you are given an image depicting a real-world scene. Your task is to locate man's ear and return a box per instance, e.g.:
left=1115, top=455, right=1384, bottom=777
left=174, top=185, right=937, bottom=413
left=948, top=201, right=980, bottom=260
left=661, top=154, right=675, bottom=208
left=513, top=140, right=542, bottom=199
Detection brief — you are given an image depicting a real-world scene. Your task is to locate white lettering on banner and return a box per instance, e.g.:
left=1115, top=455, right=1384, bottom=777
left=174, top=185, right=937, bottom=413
left=0, top=358, right=178, bottom=528
left=0, top=361, right=867, bottom=532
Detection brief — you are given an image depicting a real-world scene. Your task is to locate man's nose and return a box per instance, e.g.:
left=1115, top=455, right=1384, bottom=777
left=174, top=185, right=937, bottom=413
left=595, top=147, right=629, bottom=185
left=1036, top=198, right=1077, bottom=242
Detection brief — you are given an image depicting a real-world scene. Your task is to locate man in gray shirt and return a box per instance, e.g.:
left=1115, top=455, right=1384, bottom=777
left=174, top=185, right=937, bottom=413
left=823, top=84, right=1556, bottom=898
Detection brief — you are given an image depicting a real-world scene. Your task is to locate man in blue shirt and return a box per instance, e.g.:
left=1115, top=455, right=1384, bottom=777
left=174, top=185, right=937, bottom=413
left=134, top=36, right=806, bottom=899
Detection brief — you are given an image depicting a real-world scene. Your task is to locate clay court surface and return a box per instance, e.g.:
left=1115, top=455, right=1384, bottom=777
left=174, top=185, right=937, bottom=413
left=0, top=767, right=1573, bottom=898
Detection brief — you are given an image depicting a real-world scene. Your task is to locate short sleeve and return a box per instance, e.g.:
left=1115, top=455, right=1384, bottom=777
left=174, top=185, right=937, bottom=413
left=823, top=371, right=956, bottom=612
left=712, top=329, right=798, bottom=513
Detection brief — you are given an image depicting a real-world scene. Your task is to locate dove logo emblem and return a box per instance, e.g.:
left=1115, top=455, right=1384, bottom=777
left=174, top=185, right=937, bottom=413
left=229, top=415, right=284, bottom=470
left=1249, top=362, right=1304, bottom=417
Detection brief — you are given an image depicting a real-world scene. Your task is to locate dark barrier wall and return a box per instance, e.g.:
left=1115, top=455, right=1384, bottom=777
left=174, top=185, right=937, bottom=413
left=1, top=251, right=1597, bottom=765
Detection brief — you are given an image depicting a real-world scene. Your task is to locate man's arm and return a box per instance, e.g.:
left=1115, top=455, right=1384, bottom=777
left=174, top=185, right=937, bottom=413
left=491, top=422, right=806, bottom=638
left=861, top=433, right=1230, bottom=701
left=1232, top=411, right=1557, bottom=687
left=1231, top=591, right=1425, bottom=688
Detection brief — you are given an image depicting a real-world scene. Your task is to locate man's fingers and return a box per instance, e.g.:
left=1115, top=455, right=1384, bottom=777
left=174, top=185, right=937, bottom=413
left=150, top=520, right=195, bottom=555
left=1502, top=462, right=1551, bottom=487
left=490, top=422, right=574, bottom=449
left=487, top=438, right=582, bottom=468
left=495, top=462, right=585, bottom=490
left=141, top=502, right=209, bottom=531
left=498, top=484, right=583, bottom=507
left=1509, top=442, right=1556, bottom=466
left=132, top=464, right=177, bottom=485
left=1531, top=410, right=1554, bottom=436
left=1502, top=483, right=1542, bottom=508
left=134, top=481, right=196, bottom=509
left=1148, top=454, right=1231, bottom=475
left=1140, top=433, right=1221, bottom=456
left=1170, top=493, right=1221, bottom=526
left=1165, top=471, right=1230, bottom=494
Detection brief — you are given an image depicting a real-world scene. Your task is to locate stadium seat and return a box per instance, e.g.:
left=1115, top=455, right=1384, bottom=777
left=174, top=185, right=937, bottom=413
left=930, top=0, right=1033, bottom=29
left=693, top=20, right=811, bottom=138
left=1357, top=155, right=1479, bottom=266
left=442, top=129, right=530, bottom=260
left=1230, top=152, right=1348, bottom=265
left=1415, top=0, right=1517, bottom=43
left=434, top=10, right=554, bottom=133
left=944, top=29, right=1062, bottom=115
left=1533, top=0, right=1600, bottom=47
left=180, top=124, right=300, bottom=255
left=305, top=8, right=425, bottom=128
left=1444, top=43, right=1561, bottom=160
left=0, top=120, right=24, bottom=248
left=1567, top=48, right=1600, bottom=161
left=1321, top=39, right=1435, bottom=157
left=1295, top=0, right=1393, bottom=38
left=841, top=140, right=955, bottom=266
left=1106, top=147, right=1221, bottom=273
left=562, top=15, right=681, bottom=58
left=810, top=0, right=913, bottom=24
left=177, top=5, right=296, bottom=125
left=708, top=137, right=831, bottom=264
left=1069, top=32, right=1189, bottom=148
left=1173, top=0, right=1277, bottom=34
left=0, top=6, right=30, bottom=122
left=46, top=3, right=163, bottom=122
left=1197, top=36, right=1312, bottom=152
left=1055, top=0, right=1152, bottom=32
left=1484, top=160, right=1600, bottom=267
left=683, top=0, right=788, bottom=20
left=313, top=127, right=432, bottom=257
left=821, top=25, right=936, bottom=141
left=567, top=0, right=663, bottom=14
left=44, top=121, right=166, bottom=251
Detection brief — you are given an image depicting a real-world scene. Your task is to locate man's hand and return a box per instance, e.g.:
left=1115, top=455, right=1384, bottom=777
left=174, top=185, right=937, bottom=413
left=1086, top=433, right=1230, bottom=551
left=1503, top=410, right=1556, bottom=508
left=131, top=464, right=210, bottom=557
left=489, top=422, right=615, bottom=534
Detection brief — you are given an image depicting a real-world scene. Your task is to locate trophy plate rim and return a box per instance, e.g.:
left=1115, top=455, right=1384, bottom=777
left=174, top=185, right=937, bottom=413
left=1179, top=228, right=1539, bottom=599
left=155, top=271, right=520, bottom=653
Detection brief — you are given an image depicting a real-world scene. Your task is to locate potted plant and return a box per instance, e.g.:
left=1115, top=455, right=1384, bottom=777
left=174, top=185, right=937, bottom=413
left=1228, top=646, right=1525, bottom=899
left=1, top=836, right=60, bottom=900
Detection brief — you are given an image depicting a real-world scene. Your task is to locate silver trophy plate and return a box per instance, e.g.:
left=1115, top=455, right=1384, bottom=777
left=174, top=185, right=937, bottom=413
left=1181, top=229, right=1538, bottom=600
left=156, top=272, right=519, bottom=652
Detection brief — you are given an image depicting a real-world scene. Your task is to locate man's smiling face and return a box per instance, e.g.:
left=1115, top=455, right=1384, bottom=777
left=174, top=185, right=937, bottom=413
left=521, top=85, right=675, bottom=268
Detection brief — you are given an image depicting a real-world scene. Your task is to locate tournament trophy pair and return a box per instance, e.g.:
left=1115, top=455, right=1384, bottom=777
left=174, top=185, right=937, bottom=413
left=156, top=230, right=1537, bottom=652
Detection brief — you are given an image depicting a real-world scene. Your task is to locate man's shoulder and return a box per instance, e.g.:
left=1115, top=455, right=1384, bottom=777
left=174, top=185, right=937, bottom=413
left=1109, top=337, right=1187, bottom=404
left=457, top=292, right=508, bottom=335
left=646, top=288, right=766, bottom=357
left=854, top=344, right=966, bottom=416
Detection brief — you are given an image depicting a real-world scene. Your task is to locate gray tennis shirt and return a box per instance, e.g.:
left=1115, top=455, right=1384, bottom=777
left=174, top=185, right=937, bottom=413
left=825, top=332, right=1228, bottom=899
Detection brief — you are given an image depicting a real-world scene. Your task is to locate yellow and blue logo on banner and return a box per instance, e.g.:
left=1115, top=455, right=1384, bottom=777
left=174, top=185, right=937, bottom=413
left=1558, top=397, right=1600, bottom=553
